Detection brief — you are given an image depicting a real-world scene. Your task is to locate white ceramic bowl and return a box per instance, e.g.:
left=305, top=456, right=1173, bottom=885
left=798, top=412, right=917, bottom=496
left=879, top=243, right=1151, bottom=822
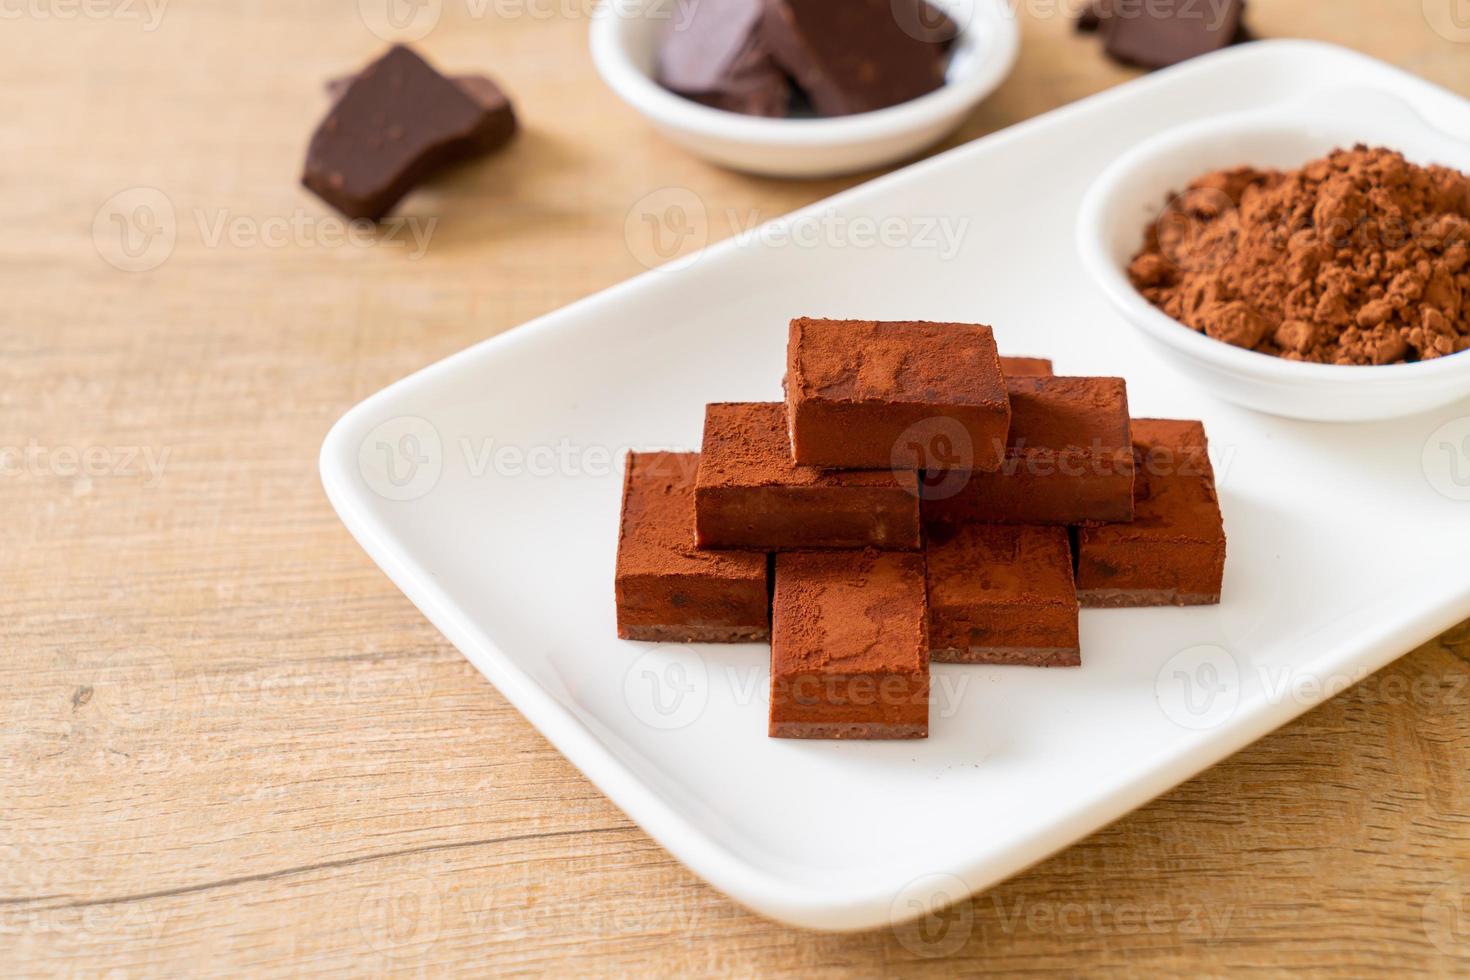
left=1077, top=87, right=1470, bottom=422
left=589, top=0, right=1019, bottom=178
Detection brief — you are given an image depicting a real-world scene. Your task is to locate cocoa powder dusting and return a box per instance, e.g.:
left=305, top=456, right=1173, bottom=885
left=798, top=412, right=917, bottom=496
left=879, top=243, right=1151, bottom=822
left=1129, top=146, right=1470, bottom=365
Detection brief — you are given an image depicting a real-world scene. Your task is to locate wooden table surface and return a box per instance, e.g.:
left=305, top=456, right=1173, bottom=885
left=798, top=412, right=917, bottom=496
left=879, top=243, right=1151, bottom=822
left=5, top=1, right=1469, bottom=974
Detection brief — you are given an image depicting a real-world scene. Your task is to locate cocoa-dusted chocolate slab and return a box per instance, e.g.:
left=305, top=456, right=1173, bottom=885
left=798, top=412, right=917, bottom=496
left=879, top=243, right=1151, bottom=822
left=785, top=318, right=1010, bottom=471
left=999, top=356, right=1054, bottom=377
left=770, top=550, right=929, bottom=739
left=762, top=0, right=954, bottom=116
left=1075, top=419, right=1225, bottom=607
left=695, top=402, right=920, bottom=551
left=616, top=451, right=770, bottom=642
left=656, top=0, right=789, bottom=117
left=303, top=45, right=516, bottom=220
left=926, top=523, right=1080, bottom=666
left=922, top=376, right=1134, bottom=525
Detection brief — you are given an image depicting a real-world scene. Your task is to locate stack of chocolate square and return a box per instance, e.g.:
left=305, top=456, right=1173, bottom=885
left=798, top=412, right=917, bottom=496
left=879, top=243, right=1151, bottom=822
left=616, top=318, right=1226, bottom=740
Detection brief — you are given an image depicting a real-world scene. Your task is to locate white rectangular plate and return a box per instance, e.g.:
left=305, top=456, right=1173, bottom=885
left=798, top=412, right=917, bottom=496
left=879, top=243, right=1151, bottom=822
left=321, top=41, right=1470, bottom=932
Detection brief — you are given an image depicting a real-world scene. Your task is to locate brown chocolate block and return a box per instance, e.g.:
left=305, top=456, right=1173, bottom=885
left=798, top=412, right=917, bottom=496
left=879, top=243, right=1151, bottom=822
left=925, top=524, right=1080, bottom=666
left=656, top=0, right=789, bottom=118
left=770, top=550, right=929, bottom=739
left=327, top=73, right=512, bottom=137
left=1000, top=356, right=1054, bottom=377
left=762, top=0, right=954, bottom=116
left=302, top=45, right=517, bottom=221
left=785, top=318, right=1010, bottom=472
left=1075, top=419, right=1225, bottom=607
left=1079, top=1, right=1253, bottom=48
left=922, top=376, right=1134, bottom=525
left=616, top=451, right=770, bottom=642
left=1101, top=0, right=1246, bottom=70
left=695, top=402, right=920, bottom=551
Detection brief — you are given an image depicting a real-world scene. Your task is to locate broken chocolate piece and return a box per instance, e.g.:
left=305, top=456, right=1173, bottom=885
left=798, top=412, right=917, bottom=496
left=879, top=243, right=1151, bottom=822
left=657, top=0, right=790, bottom=117
left=762, top=0, right=954, bottom=116
left=785, top=318, right=1011, bottom=471
left=616, top=451, right=770, bottom=642
left=926, top=523, right=1080, bottom=666
left=695, top=402, right=920, bottom=551
left=303, top=45, right=517, bottom=221
left=921, top=376, right=1134, bottom=525
left=1074, top=419, right=1225, bottom=607
left=770, top=549, right=929, bottom=739
left=1099, top=0, right=1247, bottom=70
left=326, top=72, right=511, bottom=133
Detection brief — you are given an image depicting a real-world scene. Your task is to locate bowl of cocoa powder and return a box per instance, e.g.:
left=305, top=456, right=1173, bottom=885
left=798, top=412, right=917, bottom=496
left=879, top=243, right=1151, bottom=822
left=1077, top=89, right=1470, bottom=421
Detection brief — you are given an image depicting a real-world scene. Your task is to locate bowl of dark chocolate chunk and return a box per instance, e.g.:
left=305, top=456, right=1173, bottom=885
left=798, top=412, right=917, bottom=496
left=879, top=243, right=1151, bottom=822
left=1077, top=87, right=1470, bottom=421
left=590, top=0, right=1018, bottom=177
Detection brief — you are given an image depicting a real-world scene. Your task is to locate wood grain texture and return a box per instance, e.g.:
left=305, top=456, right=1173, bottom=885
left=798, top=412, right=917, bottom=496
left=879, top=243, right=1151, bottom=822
left=4, top=1, right=1468, bottom=974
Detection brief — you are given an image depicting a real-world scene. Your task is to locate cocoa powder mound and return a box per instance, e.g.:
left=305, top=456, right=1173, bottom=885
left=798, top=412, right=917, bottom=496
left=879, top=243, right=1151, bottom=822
left=1128, top=146, right=1470, bottom=365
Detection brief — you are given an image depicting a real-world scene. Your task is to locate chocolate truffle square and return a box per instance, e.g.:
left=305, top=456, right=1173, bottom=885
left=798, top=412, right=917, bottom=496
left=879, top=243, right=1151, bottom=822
left=925, top=524, right=1079, bottom=666
left=695, top=402, right=920, bottom=551
left=1075, top=419, right=1226, bottom=607
left=921, top=376, right=1134, bottom=525
left=785, top=318, right=1010, bottom=471
left=616, top=451, right=770, bottom=642
left=770, top=550, right=929, bottom=739
left=999, top=356, right=1054, bottom=377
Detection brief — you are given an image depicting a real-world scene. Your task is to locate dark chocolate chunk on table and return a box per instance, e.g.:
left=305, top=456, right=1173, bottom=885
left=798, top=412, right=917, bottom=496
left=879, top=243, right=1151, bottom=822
left=616, top=451, right=770, bottom=642
left=785, top=318, right=1011, bottom=471
left=1074, top=419, right=1225, bottom=607
left=695, top=402, right=921, bottom=551
left=770, top=550, right=929, bottom=739
left=926, top=523, right=1080, bottom=666
left=921, top=375, right=1134, bottom=525
left=326, top=72, right=511, bottom=129
left=302, top=45, right=517, bottom=221
left=1097, top=0, right=1248, bottom=70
